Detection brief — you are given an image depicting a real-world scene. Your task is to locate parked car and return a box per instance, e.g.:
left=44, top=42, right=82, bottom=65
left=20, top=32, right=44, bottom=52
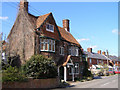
left=108, top=69, right=114, bottom=75
left=114, top=70, right=120, bottom=74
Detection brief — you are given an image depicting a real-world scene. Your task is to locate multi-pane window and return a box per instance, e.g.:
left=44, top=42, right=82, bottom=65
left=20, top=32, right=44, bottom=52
left=60, top=47, right=64, bottom=55
left=69, top=63, right=79, bottom=75
left=40, top=38, right=55, bottom=52
left=69, top=46, right=79, bottom=56
left=46, top=23, right=54, bottom=32
left=74, top=63, right=79, bottom=74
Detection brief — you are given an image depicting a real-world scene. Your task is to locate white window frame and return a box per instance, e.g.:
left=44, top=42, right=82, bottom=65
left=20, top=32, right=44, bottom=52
left=46, top=23, right=54, bottom=32
left=69, top=66, right=72, bottom=75
left=74, top=63, right=79, bottom=74
left=60, top=46, right=64, bottom=55
left=40, top=38, right=55, bottom=52
left=89, top=58, right=92, bottom=64
left=69, top=46, right=79, bottom=56
left=75, top=47, right=79, bottom=56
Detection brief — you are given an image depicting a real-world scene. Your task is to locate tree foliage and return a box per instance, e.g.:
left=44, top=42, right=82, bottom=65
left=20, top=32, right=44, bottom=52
left=22, top=55, right=58, bottom=79
left=2, top=66, right=27, bottom=82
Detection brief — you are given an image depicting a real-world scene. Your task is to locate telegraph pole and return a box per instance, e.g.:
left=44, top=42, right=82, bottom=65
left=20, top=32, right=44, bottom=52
left=106, top=50, right=109, bottom=66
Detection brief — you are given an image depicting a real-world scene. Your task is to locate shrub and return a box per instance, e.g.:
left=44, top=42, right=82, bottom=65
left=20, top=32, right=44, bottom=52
left=2, top=66, right=27, bottom=82
left=22, top=55, right=58, bottom=79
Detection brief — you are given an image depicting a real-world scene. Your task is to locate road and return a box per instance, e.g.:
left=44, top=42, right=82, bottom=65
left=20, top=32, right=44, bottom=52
left=70, top=74, right=118, bottom=88
left=52, top=74, right=119, bottom=90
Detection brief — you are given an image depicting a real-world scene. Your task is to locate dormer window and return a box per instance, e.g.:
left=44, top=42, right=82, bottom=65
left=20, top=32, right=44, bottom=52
left=46, top=23, right=54, bottom=32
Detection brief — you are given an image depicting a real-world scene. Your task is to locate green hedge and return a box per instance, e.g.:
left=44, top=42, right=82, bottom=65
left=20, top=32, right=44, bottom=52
left=22, top=55, right=58, bottom=79
left=2, top=66, right=27, bottom=82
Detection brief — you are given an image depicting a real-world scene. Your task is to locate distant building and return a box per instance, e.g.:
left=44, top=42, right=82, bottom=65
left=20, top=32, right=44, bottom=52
left=83, top=48, right=115, bottom=69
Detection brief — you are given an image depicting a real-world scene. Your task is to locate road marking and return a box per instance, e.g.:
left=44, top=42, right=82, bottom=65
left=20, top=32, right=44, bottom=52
left=101, top=82, right=110, bottom=87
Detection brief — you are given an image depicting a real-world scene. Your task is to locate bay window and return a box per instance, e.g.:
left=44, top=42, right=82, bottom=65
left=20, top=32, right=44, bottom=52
left=40, top=38, right=55, bottom=52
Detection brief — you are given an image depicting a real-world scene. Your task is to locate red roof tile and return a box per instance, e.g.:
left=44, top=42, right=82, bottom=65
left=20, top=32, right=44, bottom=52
left=36, top=13, right=51, bottom=28
left=58, top=26, right=81, bottom=46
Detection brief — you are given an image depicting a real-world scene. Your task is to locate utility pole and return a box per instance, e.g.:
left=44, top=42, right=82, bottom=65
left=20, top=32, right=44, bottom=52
left=106, top=50, right=109, bottom=66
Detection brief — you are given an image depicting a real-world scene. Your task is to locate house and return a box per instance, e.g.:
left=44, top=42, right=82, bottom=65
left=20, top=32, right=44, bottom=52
left=7, top=0, right=84, bottom=81
left=108, top=55, right=120, bottom=71
left=83, top=48, right=113, bottom=69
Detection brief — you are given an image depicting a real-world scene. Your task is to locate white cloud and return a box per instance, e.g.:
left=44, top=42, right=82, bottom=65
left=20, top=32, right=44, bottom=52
left=112, top=29, right=119, bottom=34
left=77, top=38, right=89, bottom=42
left=89, top=45, right=97, bottom=49
left=0, top=16, right=8, bottom=20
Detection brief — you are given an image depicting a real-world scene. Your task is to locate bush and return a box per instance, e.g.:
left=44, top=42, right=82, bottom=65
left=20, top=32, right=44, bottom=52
left=22, top=55, right=58, bottom=79
left=2, top=66, right=27, bottom=82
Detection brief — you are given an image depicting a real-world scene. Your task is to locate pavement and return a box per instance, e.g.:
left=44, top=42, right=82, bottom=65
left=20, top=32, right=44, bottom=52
left=69, top=74, right=118, bottom=88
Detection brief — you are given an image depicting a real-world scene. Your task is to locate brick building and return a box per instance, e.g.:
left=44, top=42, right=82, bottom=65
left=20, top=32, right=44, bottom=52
left=7, top=0, right=84, bottom=81
left=83, top=48, right=113, bottom=69
left=108, top=55, right=120, bottom=70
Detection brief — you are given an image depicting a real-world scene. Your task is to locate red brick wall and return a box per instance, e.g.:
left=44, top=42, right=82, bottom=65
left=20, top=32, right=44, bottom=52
left=3, top=78, right=60, bottom=88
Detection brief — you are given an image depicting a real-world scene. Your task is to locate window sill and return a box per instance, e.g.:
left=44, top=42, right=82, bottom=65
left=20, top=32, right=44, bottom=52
left=69, top=73, right=79, bottom=75
left=40, top=50, right=55, bottom=53
left=46, top=29, right=54, bottom=32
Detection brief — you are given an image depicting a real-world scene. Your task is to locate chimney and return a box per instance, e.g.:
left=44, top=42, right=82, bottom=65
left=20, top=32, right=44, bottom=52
left=87, top=48, right=92, bottom=53
left=102, top=51, right=106, bottom=55
left=20, top=0, right=28, bottom=12
left=63, top=19, right=69, bottom=32
left=97, top=50, right=101, bottom=54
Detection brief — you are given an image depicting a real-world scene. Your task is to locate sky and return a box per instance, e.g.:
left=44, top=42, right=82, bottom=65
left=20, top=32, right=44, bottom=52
left=1, top=1, right=118, bottom=56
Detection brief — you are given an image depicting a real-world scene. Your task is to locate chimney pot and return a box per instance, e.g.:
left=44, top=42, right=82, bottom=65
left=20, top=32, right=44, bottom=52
left=97, top=50, right=101, bottom=54
left=87, top=48, right=92, bottom=53
left=63, top=19, right=70, bottom=32
left=102, top=51, right=106, bottom=55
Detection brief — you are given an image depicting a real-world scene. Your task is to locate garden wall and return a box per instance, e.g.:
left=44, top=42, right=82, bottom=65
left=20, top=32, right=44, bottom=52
left=2, top=77, right=60, bottom=88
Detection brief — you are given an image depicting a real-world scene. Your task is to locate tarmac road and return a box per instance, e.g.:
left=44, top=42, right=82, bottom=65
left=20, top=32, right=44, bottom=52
left=71, top=74, right=118, bottom=88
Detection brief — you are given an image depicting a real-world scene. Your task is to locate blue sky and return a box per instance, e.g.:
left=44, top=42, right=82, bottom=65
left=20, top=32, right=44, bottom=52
left=1, top=2, right=118, bottom=56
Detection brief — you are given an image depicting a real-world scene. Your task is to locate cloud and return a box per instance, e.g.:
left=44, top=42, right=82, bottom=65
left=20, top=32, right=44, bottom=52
left=112, top=29, right=120, bottom=35
left=89, top=45, right=97, bottom=49
left=77, top=38, right=89, bottom=42
left=0, top=16, right=8, bottom=20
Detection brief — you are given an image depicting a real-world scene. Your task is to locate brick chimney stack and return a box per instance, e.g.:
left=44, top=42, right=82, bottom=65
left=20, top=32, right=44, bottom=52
left=87, top=48, right=92, bottom=53
left=97, top=50, right=101, bottom=54
left=20, top=0, right=28, bottom=12
left=102, top=51, right=106, bottom=55
left=63, top=19, right=70, bottom=32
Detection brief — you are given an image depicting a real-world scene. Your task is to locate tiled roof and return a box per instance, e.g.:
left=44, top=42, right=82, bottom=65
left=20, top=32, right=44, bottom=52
left=108, top=55, right=118, bottom=61
left=58, top=26, right=80, bottom=46
left=83, top=51, right=111, bottom=60
left=36, top=13, right=51, bottom=28
left=28, top=12, right=81, bottom=46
